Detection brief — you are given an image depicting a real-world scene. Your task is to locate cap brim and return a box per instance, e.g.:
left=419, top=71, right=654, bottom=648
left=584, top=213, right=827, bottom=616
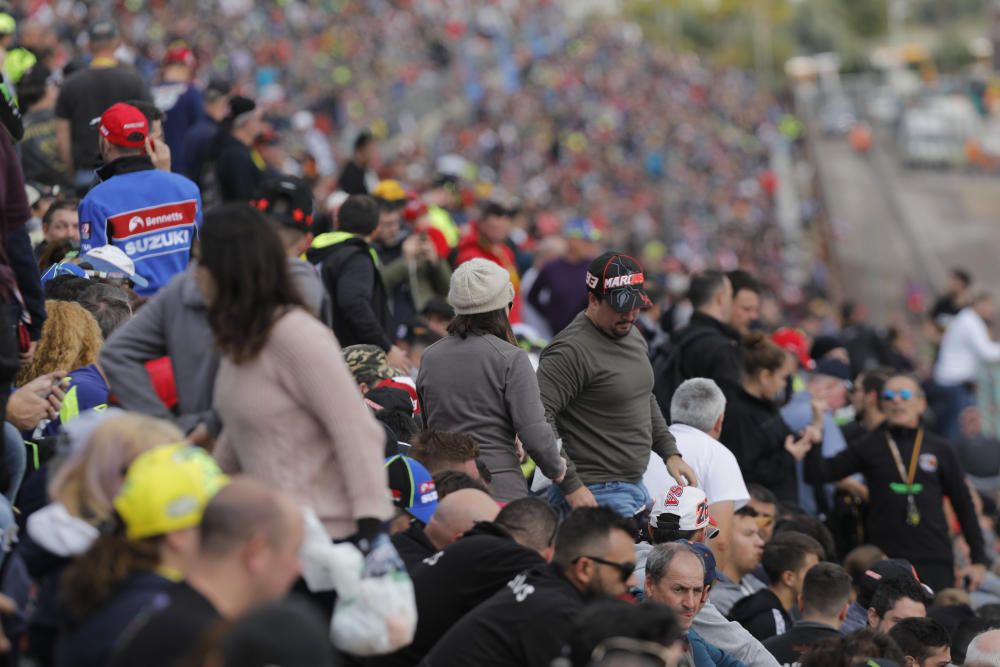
left=83, top=255, right=149, bottom=288
left=407, top=501, right=436, bottom=526
left=605, top=286, right=653, bottom=312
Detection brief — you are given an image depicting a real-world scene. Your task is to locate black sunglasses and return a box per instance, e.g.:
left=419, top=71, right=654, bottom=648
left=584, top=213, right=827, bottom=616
left=574, top=555, right=636, bottom=583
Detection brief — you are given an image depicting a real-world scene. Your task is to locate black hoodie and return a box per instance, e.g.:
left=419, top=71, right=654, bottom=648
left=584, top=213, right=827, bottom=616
left=419, top=562, right=588, bottom=667
left=368, top=521, right=546, bottom=667
left=728, top=587, right=792, bottom=642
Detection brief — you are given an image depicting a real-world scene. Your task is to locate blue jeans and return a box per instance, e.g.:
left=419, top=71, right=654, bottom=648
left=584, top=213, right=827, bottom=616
left=545, top=481, right=652, bottom=518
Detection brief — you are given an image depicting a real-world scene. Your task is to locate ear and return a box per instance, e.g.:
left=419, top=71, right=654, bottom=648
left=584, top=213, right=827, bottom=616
left=712, top=414, right=725, bottom=437
left=781, top=570, right=796, bottom=589
left=867, top=607, right=879, bottom=630
left=838, top=602, right=849, bottom=623
left=797, top=593, right=805, bottom=614
left=904, top=657, right=918, bottom=667
left=540, top=545, right=555, bottom=564
left=243, top=533, right=271, bottom=574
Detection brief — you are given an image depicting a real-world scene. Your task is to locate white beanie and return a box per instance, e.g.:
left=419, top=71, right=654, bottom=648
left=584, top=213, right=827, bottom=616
left=448, top=258, right=515, bottom=315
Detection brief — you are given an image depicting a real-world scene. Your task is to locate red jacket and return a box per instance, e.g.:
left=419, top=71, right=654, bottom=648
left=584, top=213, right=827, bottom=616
left=454, top=229, right=522, bottom=323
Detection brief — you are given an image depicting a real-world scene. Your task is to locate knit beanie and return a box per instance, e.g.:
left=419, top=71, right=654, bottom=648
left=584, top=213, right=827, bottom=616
left=448, top=258, right=515, bottom=315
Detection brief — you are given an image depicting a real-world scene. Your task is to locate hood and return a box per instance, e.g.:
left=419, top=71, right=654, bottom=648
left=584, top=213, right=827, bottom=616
left=728, top=587, right=784, bottom=624
left=306, top=232, right=374, bottom=265
left=26, top=502, right=99, bottom=558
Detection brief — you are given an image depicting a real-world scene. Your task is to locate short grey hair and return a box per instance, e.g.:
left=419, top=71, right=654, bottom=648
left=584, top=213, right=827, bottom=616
left=645, top=542, right=702, bottom=585
left=966, top=629, right=1000, bottom=666
left=670, top=378, right=726, bottom=433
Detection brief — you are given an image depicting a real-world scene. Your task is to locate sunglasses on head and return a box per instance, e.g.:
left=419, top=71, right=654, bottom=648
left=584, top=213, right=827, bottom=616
left=882, top=389, right=915, bottom=401
left=574, top=555, right=636, bottom=583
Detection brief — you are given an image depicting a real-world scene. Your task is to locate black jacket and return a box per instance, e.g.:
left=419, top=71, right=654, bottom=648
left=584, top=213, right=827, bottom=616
left=654, top=311, right=742, bottom=413
left=391, top=522, right=437, bottom=572
left=213, top=132, right=260, bottom=203
left=420, top=563, right=588, bottom=667
left=728, top=588, right=792, bottom=642
left=805, top=423, right=986, bottom=567
left=719, top=388, right=798, bottom=502
left=762, top=620, right=841, bottom=666
left=338, top=160, right=368, bottom=195
left=369, top=521, right=546, bottom=667
left=307, top=233, right=393, bottom=350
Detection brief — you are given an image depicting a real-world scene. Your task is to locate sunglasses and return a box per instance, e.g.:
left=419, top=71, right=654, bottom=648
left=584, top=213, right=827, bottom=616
left=882, top=389, right=915, bottom=402
left=575, top=555, right=636, bottom=583
left=754, top=513, right=774, bottom=530
left=591, top=637, right=681, bottom=667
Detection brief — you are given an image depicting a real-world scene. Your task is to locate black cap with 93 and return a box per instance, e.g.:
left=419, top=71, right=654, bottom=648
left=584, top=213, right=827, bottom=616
left=586, top=251, right=653, bottom=312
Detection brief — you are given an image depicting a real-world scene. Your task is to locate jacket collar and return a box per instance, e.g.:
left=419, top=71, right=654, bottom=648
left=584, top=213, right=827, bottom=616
left=97, top=154, right=155, bottom=182
left=688, top=311, right=741, bottom=341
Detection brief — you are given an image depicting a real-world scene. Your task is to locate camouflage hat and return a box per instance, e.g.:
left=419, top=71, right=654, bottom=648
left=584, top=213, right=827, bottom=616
left=342, top=345, right=394, bottom=386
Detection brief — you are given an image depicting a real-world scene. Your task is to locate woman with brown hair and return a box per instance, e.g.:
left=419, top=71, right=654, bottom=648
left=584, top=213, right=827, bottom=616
left=19, top=413, right=183, bottom=666
left=417, top=258, right=565, bottom=502
left=719, top=332, right=820, bottom=503
left=56, top=443, right=227, bottom=667
left=201, top=204, right=391, bottom=542
left=15, top=300, right=102, bottom=387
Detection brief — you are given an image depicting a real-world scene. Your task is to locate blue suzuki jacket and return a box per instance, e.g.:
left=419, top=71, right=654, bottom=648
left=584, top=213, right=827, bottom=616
left=78, top=155, right=201, bottom=296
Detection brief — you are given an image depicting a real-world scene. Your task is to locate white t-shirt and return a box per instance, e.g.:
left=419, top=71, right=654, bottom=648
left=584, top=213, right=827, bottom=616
left=643, top=423, right=750, bottom=508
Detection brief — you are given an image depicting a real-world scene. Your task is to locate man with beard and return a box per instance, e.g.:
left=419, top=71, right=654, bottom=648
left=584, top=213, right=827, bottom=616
left=537, top=252, right=697, bottom=516
left=805, top=373, right=987, bottom=593
left=419, top=507, right=636, bottom=667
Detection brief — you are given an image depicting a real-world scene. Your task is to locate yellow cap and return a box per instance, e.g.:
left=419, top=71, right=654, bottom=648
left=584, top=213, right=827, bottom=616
left=0, top=14, right=15, bottom=36
left=372, top=179, right=406, bottom=203
left=114, top=444, right=229, bottom=540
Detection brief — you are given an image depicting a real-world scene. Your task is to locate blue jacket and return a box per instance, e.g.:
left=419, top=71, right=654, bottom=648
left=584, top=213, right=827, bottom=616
left=41, top=364, right=109, bottom=437
left=54, top=571, right=173, bottom=667
left=151, top=82, right=204, bottom=160
left=79, top=155, right=201, bottom=296
left=689, top=628, right=747, bottom=667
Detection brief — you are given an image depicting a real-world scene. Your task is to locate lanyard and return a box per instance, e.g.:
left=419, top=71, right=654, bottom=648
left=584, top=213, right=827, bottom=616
left=885, top=428, right=923, bottom=488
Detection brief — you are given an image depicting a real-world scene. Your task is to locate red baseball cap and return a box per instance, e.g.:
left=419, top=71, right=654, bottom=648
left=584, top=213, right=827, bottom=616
left=164, top=46, right=195, bottom=68
left=772, top=327, right=815, bottom=370
left=98, top=103, right=148, bottom=148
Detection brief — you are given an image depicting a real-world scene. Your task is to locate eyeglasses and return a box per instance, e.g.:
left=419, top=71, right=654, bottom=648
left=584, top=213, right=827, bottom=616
left=754, top=513, right=774, bottom=530
left=574, top=555, right=636, bottom=583
left=882, top=389, right=915, bottom=402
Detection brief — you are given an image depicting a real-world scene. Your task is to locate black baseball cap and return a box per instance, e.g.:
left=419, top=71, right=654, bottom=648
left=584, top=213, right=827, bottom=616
left=205, top=77, right=231, bottom=102
left=253, top=175, right=314, bottom=233
left=856, top=558, right=932, bottom=609
left=88, top=20, right=118, bottom=43
left=586, top=251, right=653, bottom=312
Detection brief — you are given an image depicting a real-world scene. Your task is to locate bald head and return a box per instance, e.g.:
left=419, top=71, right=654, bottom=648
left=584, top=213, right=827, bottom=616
left=198, top=477, right=299, bottom=559
left=966, top=629, right=1000, bottom=665
left=424, top=489, right=498, bottom=550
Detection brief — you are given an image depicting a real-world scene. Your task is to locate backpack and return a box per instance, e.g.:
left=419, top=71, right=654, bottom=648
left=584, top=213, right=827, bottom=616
left=651, top=326, right=702, bottom=417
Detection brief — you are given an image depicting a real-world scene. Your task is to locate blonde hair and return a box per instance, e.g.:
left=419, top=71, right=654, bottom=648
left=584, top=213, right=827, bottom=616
left=49, top=413, right=184, bottom=523
left=16, top=300, right=103, bottom=387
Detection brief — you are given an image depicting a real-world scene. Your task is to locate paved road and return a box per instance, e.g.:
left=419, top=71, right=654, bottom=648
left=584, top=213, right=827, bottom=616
left=814, top=131, right=1000, bottom=326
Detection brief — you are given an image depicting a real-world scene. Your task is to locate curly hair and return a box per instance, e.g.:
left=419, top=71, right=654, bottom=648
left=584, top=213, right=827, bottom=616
left=16, top=300, right=103, bottom=386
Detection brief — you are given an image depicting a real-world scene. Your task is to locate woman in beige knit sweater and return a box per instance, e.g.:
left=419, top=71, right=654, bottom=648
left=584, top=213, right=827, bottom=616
left=198, top=204, right=392, bottom=542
